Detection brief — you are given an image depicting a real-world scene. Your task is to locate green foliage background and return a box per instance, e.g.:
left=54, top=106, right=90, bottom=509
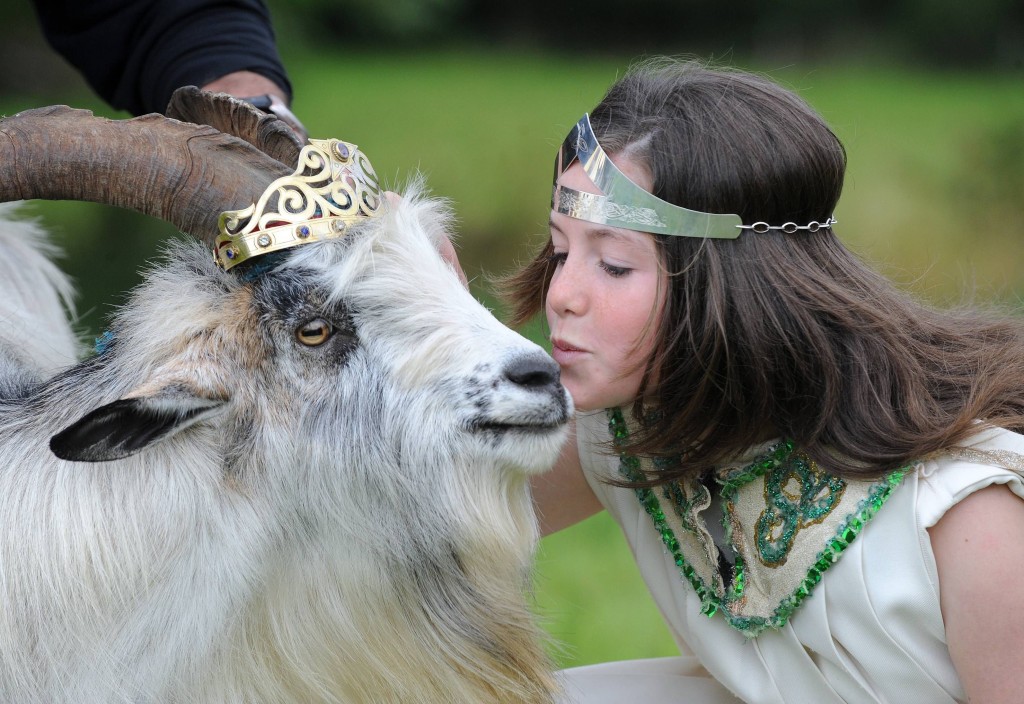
left=1, top=3, right=1023, bottom=670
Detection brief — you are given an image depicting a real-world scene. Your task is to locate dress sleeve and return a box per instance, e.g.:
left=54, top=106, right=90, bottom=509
left=30, top=0, right=292, bottom=115
left=917, top=426, right=1024, bottom=531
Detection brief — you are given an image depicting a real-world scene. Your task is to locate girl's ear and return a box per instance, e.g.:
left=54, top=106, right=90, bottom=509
left=50, top=383, right=227, bottom=462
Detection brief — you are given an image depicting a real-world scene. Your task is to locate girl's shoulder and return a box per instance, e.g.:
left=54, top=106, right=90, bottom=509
left=925, top=427, right=1024, bottom=703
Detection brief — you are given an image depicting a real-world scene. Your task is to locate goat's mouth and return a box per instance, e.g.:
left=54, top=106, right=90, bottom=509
left=468, top=418, right=567, bottom=435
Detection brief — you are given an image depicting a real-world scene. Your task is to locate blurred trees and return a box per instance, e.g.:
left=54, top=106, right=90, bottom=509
left=2, top=0, right=1020, bottom=100
left=272, top=0, right=1022, bottom=67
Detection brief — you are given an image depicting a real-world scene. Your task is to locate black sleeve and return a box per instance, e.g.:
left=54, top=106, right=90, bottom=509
left=31, top=0, right=293, bottom=116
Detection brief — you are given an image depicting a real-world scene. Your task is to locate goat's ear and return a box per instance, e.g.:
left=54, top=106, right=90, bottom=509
left=50, top=385, right=226, bottom=462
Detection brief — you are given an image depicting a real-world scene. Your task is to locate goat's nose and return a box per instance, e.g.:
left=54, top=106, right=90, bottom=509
left=504, top=354, right=561, bottom=391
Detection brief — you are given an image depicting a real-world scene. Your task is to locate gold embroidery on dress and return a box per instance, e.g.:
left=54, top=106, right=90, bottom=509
left=942, top=447, right=1024, bottom=473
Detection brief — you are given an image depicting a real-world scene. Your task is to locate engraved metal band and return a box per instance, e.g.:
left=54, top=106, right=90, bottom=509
left=553, top=114, right=741, bottom=238
left=552, top=114, right=835, bottom=239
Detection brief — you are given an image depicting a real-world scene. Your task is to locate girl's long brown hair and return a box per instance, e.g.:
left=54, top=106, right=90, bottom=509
left=501, top=59, right=1024, bottom=482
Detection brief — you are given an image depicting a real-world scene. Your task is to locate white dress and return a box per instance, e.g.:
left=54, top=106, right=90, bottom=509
left=559, top=410, right=1024, bottom=704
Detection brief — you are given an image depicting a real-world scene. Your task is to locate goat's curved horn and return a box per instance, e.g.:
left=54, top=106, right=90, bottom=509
left=0, top=105, right=292, bottom=247
left=165, top=86, right=303, bottom=168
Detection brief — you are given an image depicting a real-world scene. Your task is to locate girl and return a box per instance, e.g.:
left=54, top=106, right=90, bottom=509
left=503, top=59, right=1024, bottom=703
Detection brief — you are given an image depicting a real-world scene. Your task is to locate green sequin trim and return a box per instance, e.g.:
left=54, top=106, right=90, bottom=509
left=755, top=452, right=847, bottom=567
left=609, top=409, right=721, bottom=616
left=608, top=408, right=908, bottom=637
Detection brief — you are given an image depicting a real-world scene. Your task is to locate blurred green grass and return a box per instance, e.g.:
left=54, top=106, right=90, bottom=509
left=1, top=49, right=1021, bottom=668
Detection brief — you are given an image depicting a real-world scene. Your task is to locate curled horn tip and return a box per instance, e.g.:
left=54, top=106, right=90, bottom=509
left=166, top=86, right=303, bottom=168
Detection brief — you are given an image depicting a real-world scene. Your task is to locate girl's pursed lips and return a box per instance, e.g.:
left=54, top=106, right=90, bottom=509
left=551, top=337, right=587, bottom=353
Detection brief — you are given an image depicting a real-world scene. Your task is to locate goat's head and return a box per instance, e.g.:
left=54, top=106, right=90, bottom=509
left=47, top=191, right=570, bottom=479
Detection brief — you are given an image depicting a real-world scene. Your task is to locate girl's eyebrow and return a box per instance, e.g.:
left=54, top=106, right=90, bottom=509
left=586, top=225, right=648, bottom=249
left=549, top=217, right=638, bottom=245
left=589, top=228, right=631, bottom=243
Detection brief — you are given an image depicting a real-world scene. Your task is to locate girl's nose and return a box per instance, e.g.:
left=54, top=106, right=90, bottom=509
left=547, top=257, right=586, bottom=316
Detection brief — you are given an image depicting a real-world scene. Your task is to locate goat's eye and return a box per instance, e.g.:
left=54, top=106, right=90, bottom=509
left=296, top=318, right=332, bottom=346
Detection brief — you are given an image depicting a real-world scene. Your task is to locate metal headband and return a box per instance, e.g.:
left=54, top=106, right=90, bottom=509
left=552, top=114, right=743, bottom=239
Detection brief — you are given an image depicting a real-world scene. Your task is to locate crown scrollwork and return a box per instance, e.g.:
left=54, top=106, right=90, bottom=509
left=214, top=138, right=383, bottom=271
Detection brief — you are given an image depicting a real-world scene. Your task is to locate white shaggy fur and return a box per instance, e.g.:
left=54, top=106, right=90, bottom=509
left=0, top=204, right=79, bottom=377
left=0, top=191, right=570, bottom=703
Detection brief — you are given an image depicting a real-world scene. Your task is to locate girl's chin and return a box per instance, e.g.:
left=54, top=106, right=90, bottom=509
left=562, top=372, right=643, bottom=413
left=565, top=389, right=634, bottom=413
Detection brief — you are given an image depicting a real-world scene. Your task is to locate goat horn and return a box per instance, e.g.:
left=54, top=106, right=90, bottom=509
left=0, top=105, right=292, bottom=247
left=165, top=86, right=303, bottom=168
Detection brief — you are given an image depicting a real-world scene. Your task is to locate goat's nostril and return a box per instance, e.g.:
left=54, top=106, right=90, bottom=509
left=504, top=355, right=561, bottom=389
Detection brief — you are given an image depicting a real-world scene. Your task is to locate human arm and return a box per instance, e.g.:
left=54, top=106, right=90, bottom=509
left=31, top=0, right=292, bottom=117
left=929, top=483, right=1024, bottom=703
left=531, top=419, right=603, bottom=536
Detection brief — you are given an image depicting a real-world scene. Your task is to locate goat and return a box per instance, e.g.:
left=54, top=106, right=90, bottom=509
left=0, top=95, right=570, bottom=703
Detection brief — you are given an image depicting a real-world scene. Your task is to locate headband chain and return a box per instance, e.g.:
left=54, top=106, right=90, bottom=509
left=738, top=217, right=838, bottom=234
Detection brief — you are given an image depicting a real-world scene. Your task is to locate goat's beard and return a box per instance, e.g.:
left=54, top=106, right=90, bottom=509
left=223, top=421, right=558, bottom=703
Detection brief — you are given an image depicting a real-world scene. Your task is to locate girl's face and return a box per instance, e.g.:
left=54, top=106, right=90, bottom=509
left=545, top=156, right=665, bottom=412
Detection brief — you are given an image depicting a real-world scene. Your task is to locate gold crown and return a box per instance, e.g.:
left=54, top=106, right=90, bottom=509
left=214, top=138, right=383, bottom=271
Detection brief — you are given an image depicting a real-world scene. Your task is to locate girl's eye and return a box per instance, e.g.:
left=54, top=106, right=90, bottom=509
left=547, top=252, right=568, bottom=267
left=296, top=318, right=333, bottom=346
left=600, top=261, right=631, bottom=278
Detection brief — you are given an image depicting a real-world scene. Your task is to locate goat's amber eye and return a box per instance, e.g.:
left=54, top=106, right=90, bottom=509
left=296, top=318, right=332, bottom=346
